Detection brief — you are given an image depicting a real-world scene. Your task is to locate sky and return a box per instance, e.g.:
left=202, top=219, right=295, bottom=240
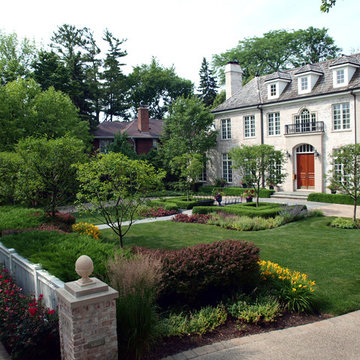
left=1, top=0, right=359, bottom=87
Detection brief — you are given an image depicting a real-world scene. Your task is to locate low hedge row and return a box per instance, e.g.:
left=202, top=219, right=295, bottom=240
left=134, top=240, right=261, bottom=307
left=198, top=186, right=275, bottom=198
left=149, top=197, right=214, bottom=210
left=193, top=202, right=281, bottom=218
left=307, top=193, right=360, bottom=205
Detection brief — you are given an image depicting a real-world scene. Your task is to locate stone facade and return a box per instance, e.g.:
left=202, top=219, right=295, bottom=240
left=210, top=55, right=360, bottom=193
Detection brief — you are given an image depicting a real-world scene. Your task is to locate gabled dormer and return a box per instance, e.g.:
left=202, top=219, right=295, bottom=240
left=329, top=55, right=360, bottom=88
left=264, top=71, right=291, bottom=100
left=294, top=64, right=323, bottom=94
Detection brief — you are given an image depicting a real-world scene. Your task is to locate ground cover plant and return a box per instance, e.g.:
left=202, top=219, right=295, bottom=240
left=0, top=268, right=60, bottom=360
left=329, top=217, right=360, bottom=229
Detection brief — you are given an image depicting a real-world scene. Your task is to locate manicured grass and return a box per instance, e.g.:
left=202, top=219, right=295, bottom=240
left=101, top=217, right=360, bottom=315
left=0, top=206, right=46, bottom=232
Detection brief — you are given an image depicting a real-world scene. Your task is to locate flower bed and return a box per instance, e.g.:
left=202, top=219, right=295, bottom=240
left=0, top=267, right=60, bottom=360
left=140, top=207, right=178, bottom=218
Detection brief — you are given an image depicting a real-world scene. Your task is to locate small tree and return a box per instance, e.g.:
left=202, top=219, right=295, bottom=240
left=16, top=136, right=86, bottom=216
left=230, top=144, right=286, bottom=206
left=328, top=144, right=360, bottom=221
left=170, top=153, right=203, bottom=200
left=107, top=132, right=137, bottom=159
left=75, top=153, right=166, bottom=248
left=0, top=152, right=22, bottom=205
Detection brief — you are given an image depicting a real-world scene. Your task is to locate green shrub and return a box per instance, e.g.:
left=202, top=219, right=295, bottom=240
left=158, top=305, right=227, bottom=337
left=330, top=217, right=360, bottom=229
left=159, top=240, right=261, bottom=307
left=0, top=206, right=46, bottom=232
left=307, top=193, right=360, bottom=205
left=108, top=254, right=163, bottom=360
left=147, top=200, right=180, bottom=211
left=279, top=205, right=308, bottom=224
left=0, top=152, right=22, bottom=205
left=198, top=186, right=274, bottom=198
left=227, top=295, right=282, bottom=324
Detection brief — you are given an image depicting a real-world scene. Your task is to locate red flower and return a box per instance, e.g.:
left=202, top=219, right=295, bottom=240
left=29, top=307, right=37, bottom=316
left=47, top=310, right=55, bottom=314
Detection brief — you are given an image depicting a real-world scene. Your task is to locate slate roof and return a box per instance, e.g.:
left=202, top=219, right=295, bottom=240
left=93, top=119, right=164, bottom=139
left=213, top=54, right=360, bottom=113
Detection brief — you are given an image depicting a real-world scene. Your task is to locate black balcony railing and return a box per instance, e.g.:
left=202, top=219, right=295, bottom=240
left=285, top=121, right=324, bottom=135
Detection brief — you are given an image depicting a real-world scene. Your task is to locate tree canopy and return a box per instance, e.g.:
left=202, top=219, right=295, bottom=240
left=213, top=27, right=341, bottom=84
left=321, top=0, right=337, bottom=12
left=197, top=57, right=218, bottom=108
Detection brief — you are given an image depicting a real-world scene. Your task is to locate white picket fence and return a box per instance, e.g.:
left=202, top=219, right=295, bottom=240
left=0, top=241, right=64, bottom=310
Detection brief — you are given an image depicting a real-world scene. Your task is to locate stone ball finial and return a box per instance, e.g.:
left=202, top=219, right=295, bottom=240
left=75, top=255, right=94, bottom=286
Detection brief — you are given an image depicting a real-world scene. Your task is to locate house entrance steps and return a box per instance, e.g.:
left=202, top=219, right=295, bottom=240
left=270, top=191, right=311, bottom=201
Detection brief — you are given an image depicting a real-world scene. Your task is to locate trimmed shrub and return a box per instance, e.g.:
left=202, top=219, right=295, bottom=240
left=198, top=186, right=274, bottom=198
left=147, top=200, right=180, bottom=212
left=307, top=192, right=360, bottom=205
left=107, top=253, right=163, bottom=360
left=159, top=240, right=261, bottom=306
left=0, top=268, right=60, bottom=360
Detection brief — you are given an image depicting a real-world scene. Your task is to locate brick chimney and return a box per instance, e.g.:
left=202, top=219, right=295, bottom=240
left=138, top=106, right=149, bottom=132
left=225, top=61, right=243, bottom=100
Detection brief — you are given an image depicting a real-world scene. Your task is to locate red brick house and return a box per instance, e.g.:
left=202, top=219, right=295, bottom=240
left=93, top=106, right=163, bottom=154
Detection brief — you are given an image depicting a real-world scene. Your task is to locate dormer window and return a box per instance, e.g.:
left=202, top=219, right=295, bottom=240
left=336, top=69, right=345, bottom=84
left=265, top=71, right=291, bottom=100
left=329, top=55, right=360, bottom=88
left=270, top=84, right=277, bottom=97
left=294, top=65, right=323, bottom=95
left=301, top=77, right=308, bottom=91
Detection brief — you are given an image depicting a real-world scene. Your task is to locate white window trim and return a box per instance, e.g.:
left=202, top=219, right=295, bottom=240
left=222, top=154, right=232, bottom=183
left=221, top=118, right=231, bottom=140
left=332, top=102, right=351, bottom=131
left=244, top=115, right=256, bottom=138
left=267, top=112, right=280, bottom=136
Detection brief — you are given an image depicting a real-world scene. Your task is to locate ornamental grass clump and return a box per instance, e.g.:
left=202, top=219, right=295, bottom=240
left=0, top=268, right=59, bottom=360
left=72, top=222, right=100, bottom=240
left=259, top=260, right=316, bottom=313
left=107, top=253, right=163, bottom=360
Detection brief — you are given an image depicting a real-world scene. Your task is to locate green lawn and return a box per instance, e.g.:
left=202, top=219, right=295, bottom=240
left=101, top=217, right=360, bottom=315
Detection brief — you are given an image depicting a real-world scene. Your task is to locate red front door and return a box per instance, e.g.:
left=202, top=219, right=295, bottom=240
left=297, top=154, right=314, bottom=189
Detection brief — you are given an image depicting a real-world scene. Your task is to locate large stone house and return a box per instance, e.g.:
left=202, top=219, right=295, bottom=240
left=93, top=106, right=163, bottom=154
left=209, top=54, right=360, bottom=193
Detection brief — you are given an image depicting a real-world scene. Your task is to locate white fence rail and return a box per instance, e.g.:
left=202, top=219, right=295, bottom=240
left=0, top=241, right=64, bottom=310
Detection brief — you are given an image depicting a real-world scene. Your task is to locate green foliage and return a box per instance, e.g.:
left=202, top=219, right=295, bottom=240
left=1, top=230, right=124, bottom=282
left=330, top=217, right=360, bottom=229
left=107, top=254, right=163, bottom=360
left=198, top=186, right=274, bottom=198
left=0, top=152, right=22, bottom=205
left=0, top=206, right=46, bottom=232
left=227, top=295, right=281, bottom=324
left=307, top=192, right=359, bottom=205
left=128, top=57, right=193, bottom=119
left=321, top=0, right=336, bottom=12
left=213, top=27, right=340, bottom=84
left=230, top=145, right=286, bottom=206
left=75, top=152, right=166, bottom=247
left=279, top=205, right=308, bottom=223
left=328, top=144, right=360, bottom=221
left=107, top=132, right=137, bottom=158
left=197, top=57, right=218, bottom=108
left=158, top=305, right=227, bottom=337
left=158, top=240, right=260, bottom=306
left=159, top=96, right=217, bottom=168
left=16, top=136, right=86, bottom=215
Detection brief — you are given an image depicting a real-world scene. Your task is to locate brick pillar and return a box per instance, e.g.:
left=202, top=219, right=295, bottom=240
left=56, top=256, right=118, bottom=360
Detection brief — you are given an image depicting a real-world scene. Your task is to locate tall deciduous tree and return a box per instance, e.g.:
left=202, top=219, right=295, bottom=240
left=198, top=57, right=218, bottom=108
left=230, top=145, right=286, bottom=206
left=16, top=136, right=86, bottom=216
left=328, top=144, right=360, bottom=221
left=0, top=31, right=37, bottom=85
left=102, top=29, right=129, bottom=121
left=160, top=96, right=217, bottom=168
left=213, top=28, right=341, bottom=84
left=128, top=58, right=194, bottom=119
left=75, top=153, right=166, bottom=248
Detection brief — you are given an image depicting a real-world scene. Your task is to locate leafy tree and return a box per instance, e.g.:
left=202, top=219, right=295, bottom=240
left=0, top=152, right=22, bottom=205
left=102, top=29, right=129, bottom=121
left=160, top=96, right=217, bottom=168
left=321, top=0, right=336, bottom=12
left=128, top=57, right=194, bottom=119
left=213, top=28, right=340, bottom=84
left=198, top=57, right=218, bottom=108
left=0, top=31, right=37, bottom=85
left=75, top=153, right=166, bottom=248
left=16, top=136, right=86, bottom=216
left=230, top=145, right=286, bottom=206
left=170, top=153, right=203, bottom=200
left=211, top=90, right=226, bottom=110
left=328, top=144, right=360, bottom=221
left=107, top=132, right=137, bottom=159
left=0, top=79, right=90, bottom=151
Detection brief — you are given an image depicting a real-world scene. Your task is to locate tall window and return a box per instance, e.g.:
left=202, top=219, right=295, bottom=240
left=199, top=162, right=207, bottom=182
left=221, top=119, right=231, bottom=139
left=270, top=84, right=277, bottom=97
left=333, top=103, right=350, bottom=130
left=268, top=112, right=280, bottom=136
left=222, top=154, right=232, bottom=183
left=336, top=69, right=345, bottom=84
left=244, top=115, right=255, bottom=138
left=301, top=77, right=308, bottom=91
left=334, top=150, right=349, bottom=186
left=294, top=109, right=316, bottom=132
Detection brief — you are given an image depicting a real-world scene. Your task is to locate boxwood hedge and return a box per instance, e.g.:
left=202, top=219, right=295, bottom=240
left=198, top=186, right=274, bottom=198
left=307, top=193, right=360, bottom=205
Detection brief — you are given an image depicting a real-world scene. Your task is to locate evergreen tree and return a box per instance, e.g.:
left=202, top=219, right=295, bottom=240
left=198, top=57, right=218, bottom=108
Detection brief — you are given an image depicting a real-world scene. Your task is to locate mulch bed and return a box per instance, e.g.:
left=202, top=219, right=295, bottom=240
left=144, top=312, right=332, bottom=359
